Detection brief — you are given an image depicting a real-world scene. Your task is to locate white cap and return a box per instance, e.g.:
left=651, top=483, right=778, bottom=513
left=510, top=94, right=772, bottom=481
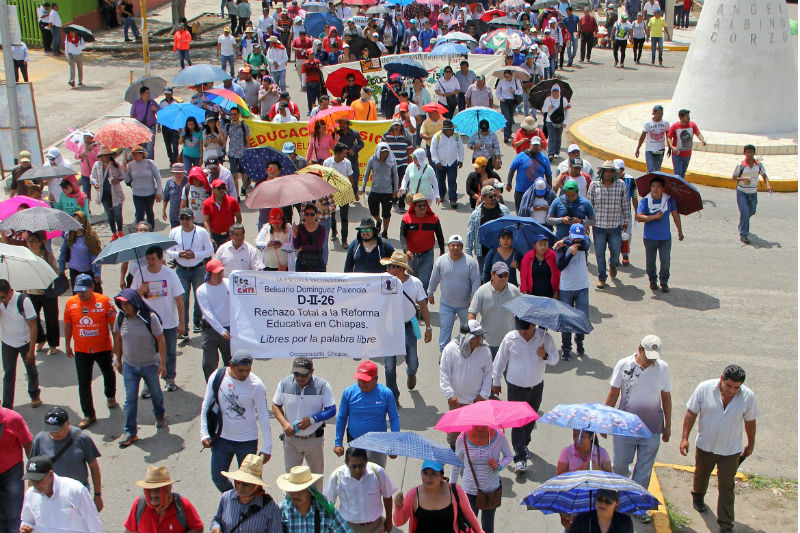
left=567, top=143, right=580, bottom=153
left=448, top=234, right=463, bottom=244
left=613, top=158, right=625, bottom=170
left=534, top=177, right=547, bottom=190
left=531, top=136, right=542, bottom=145
left=468, top=319, right=485, bottom=336
left=640, top=335, right=662, bottom=360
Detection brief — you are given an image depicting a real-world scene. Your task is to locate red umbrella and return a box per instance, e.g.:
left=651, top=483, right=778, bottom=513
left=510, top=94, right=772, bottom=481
left=94, top=118, right=153, bottom=149
left=308, top=106, right=355, bottom=130
left=480, top=8, right=507, bottom=21
left=421, top=102, right=449, bottom=114
left=325, top=68, right=367, bottom=100
left=434, top=400, right=540, bottom=432
left=344, top=0, right=378, bottom=5
left=244, top=174, right=338, bottom=209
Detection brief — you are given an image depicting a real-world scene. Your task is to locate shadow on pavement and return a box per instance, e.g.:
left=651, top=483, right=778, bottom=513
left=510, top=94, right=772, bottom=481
left=651, top=287, right=720, bottom=311
left=549, top=353, right=613, bottom=381
left=71, top=85, right=104, bottom=91
left=525, top=451, right=558, bottom=483
left=608, top=278, right=646, bottom=302
left=400, top=391, right=443, bottom=431
left=588, top=304, right=614, bottom=325
left=619, top=262, right=647, bottom=279
left=745, top=233, right=782, bottom=249
left=135, top=428, right=187, bottom=463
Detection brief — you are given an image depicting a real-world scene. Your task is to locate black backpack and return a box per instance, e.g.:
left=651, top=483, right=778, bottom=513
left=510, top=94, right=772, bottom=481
left=16, top=293, right=30, bottom=316
left=205, top=368, right=227, bottom=446
left=135, top=493, right=188, bottom=530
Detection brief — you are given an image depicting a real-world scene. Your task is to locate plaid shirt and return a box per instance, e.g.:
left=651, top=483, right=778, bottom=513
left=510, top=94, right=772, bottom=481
left=280, top=498, right=354, bottom=533
left=587, top=179, right=631, bottom=229
left=466, top=201, right=510, bottom=257
left=302, top=194, right=337, bottom=223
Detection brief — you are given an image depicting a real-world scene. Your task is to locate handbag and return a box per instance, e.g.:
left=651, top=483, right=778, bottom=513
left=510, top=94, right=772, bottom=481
left=404, top=168, right=424, bottom=206
left=449, top=483, right=477, bottom=533
left=464, top=438, right=503, bottom=510
left=548, top=95, right=566, bottom=125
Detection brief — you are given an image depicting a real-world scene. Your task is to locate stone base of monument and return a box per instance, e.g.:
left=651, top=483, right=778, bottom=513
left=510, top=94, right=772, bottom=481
left=569, top=100, right=798, bottom=192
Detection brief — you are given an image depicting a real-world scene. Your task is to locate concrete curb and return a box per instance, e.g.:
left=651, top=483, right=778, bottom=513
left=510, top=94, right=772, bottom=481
left=568, top=105, right=798, bottom=192
left=648, top=466, right=672, bottom=533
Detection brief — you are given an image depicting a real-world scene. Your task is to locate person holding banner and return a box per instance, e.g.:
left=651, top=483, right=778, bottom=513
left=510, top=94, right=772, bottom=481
left=293, top=204, right=328, bottom=272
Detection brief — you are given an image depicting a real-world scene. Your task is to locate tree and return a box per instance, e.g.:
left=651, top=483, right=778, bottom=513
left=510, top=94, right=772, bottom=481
left=171, top=0, right=186, bottom=32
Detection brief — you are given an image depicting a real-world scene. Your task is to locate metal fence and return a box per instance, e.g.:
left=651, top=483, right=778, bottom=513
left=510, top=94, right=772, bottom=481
left=9, top=0, right=97, bottom=48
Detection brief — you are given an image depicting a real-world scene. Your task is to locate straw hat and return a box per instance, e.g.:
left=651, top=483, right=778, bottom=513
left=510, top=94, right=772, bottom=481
left=521, top=116, right=538, bottom=131
left=98, top=146, right=115, bottom=157
left=135, top=466, right=176, bottom=489
left=221, top=454, right=269, bottom=488
left=276, top=466, right=323, bottom=493
left=379, top=251, right=414, bottom=273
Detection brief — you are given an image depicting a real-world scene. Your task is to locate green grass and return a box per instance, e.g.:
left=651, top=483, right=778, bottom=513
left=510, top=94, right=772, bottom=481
left=744, top=473, right=798, bottom=495
left=665, top=501, right=691, bottom=532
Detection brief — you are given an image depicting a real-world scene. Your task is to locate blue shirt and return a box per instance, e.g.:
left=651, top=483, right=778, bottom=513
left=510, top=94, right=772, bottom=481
left=335, top=383, right=400, bottom=447
left=508, top=150, right=552, bottom=193
left=210, top=490, right=283, bottom=533
left=162, top=178, right=187, bottom=225
left=563, top=14, right=580, bottom=34
left=637, top=196, right=676, bottom=241
left=419, top=29, right=437, bottom=49
left=512, top=52, right=526, bottom=66
left=547, top=195, right=596, bottom=239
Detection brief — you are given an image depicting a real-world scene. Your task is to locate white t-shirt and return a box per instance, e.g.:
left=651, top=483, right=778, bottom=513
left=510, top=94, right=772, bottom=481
left=400, top=275, right=426, bottom=323
left=643, top=1, right=658, bottom=16
left=182, top=184, right=209, bottom=220
left=323, top=156, right=353, bottom=178
left=642, top=119, right=670, bottom=152
left=130, top=265, right=185, bottom=330
left=686, top=379, right=759, bottom=456
left=531, top=197, right=550, bottom=224
left=0, top=292, right=36, bottom=347
left=435, top=76, right=461, bottom=105
left=610, top=354, right=672, bottom=434
left=218, top=34, right=237, bottom=56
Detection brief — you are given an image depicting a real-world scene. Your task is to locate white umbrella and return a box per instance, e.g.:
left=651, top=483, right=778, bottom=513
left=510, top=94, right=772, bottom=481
left=0, top=243, right=58, bottom=291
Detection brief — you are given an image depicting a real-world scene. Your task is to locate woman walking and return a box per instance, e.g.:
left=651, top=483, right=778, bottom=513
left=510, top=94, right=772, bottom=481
left=292, top=204, right=327, bottom=272
left=91, top=146, right=125, bottom=240
left=26, top=231, right=60, bottom=355
left=256, top=208, right=294, bottom=271
left=307, top=120, right=334, bottom=164
left=123, top=144, right=162, bottom=228
left=179, top=116, right=203, bottom=168
left=58, top=211, right=103, bottom=292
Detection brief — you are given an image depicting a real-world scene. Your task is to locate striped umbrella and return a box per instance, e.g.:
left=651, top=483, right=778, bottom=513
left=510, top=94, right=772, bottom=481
left=204, top=88, right=251, bottom=117
left=93, top=118, right=154, bottom=149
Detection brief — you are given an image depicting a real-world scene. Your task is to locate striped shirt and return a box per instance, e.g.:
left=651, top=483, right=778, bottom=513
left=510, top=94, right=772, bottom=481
left=383, top=132, right=412, bottom=167
left=587, top=179, right=631, bottom=229
left=209, top=490, right=283, bottom=533
left=272, top=375, right=336, bottom=437
left=280, top=498, right=354, bottom=533
left=451, top=431, right=514, bottom=494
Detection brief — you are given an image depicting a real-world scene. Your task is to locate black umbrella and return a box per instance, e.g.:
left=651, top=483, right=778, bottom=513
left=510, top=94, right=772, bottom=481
left=486, top=16, right=522, bottom=28
left=0, top=206, right=82, bottom=233
left=404, top=2, right=431, bottom=20
left=528, top=79, right=573, bottom=110
left=465, top=19, right=488, bottom=41
left=348, top=36, right=382, bottom=59
left=19, top=165, right=77, bottom=181
left=63, top=24, right=95, bottom=43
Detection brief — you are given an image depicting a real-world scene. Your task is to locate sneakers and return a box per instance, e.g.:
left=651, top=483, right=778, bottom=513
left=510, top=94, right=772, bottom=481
left=512, top=460, right=527, bottom=474
left=576, top=345, right=586, bottom=358
left=141, top=385, right=151, bottom=399
left=192, top=324, right=202, bottom=334
left=560, top=348, right=571, bottom=361
left=740, top=234, right=750, bottom=244
left=649, top=280, right=658, bottom=291
left=78, top=416, right=96, bottom=429
left=609, top=266, right=617, bottom=278
left=178, top=332, right=189, bottom=340
left=107, top=398, right=118, bottom=409
left=660, top=284, right=670, bottom=293
left=622, top=254, right=630, bottom=265
left=165, top=379, right=179, bottom=392
left=407, top=375, right=417, bottom=390
left=381, top=230, right=388, bottom=239
left=30, top=397, right=43, bottom=408
left=110, top=232, right=119, bottom=242
left=119, top=433, right=139, bottom=448
left=156, top=414, right=168, bottom=428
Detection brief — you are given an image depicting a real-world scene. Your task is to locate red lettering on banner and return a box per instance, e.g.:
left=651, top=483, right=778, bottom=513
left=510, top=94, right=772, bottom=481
left=266, top=132, right=278, bottom=141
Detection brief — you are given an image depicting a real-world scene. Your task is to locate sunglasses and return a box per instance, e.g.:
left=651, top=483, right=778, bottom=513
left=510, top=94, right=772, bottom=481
left=595, top=496, right=615, bottom=505
left=494, top=272, right=509, bottom=278
left=359, top=228, right=373, bottom=233
left=179, top=216, right=192, bottom=220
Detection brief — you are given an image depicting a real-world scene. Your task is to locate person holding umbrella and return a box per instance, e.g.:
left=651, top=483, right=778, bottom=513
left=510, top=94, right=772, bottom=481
left=635, top=175, right=682, bottom=292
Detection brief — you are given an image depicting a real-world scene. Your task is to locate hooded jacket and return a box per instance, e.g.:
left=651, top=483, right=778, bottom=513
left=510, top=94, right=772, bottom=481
left=114, top=288, right=162, bottom=328
left=439, top=331, right=493, bottom=404
left=53, top=174, right=88, bottom=216
left=322, top=27, right=343, bottom=54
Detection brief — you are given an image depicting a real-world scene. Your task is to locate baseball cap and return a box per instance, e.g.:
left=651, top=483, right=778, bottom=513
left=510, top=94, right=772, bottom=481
left=640, top=335, right=662, bottom=360
left=569, top=223, right=585, bottom=240
left=179, top=207, right=194, bottom=218
left=282, top=142, right=296, bottom=154
left=480, top=185, right=495, bottom=196
left=467, top=318, right=485, bottom=336
left=472, top=156, right=488, bottom=169
left=292, top=356, right=313, bottom=375
left=231, top=350, right=254, bottom=366
left=72, top=273, right=94, bottom=292
left=534, top=177, right=547, bottom=196
left=491, top=261, right=509, bottom=275
left=22, top=456, right=53, bottom=481
left=563, top=179, right=579, bottom=192
left=614, top=158, right=625, bottom=170
left=205, top=259, right=225, bottom=274
left=448, top=235, right=463, bottom=245
left=354, top=360, right=378, bottom=381
left=205, top=157, right=220, bottom=166
left=164, top=87, right=174, bottom=94
left=567, top=144, right=580, bottom=153
left=531, top=136, right=542, bottom=146
left=269, top=207, right=284, bottom=224
left=398, top=102, right=409, bottom=111
left=570, top=157, right=584, bottom=168
left=421, top=460, right=444, bottom=472
left=18, top=150, right=31, bottom=163
left=544, top=28, right=551, bottom=33
left=211, top=179, right=227, bottom=189
left=44, top=407, right=69, bottom=431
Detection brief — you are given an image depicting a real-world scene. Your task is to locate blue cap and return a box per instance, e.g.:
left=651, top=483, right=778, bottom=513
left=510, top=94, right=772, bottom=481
left=534, top=234, right=550, bottom=242
left=73, top=274, right=94, bottom=292
left=421, top=460, right=444, bottom=473
left=282, top=142, right=296, bottom=154
left=231, top=349, right=254, bottom=366
left=569, top=223, right=585, bottom=240
left=534, top=177, right=547, bottom=196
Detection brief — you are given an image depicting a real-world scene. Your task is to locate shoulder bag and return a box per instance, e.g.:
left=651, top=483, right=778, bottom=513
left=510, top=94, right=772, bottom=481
left=463, top=438, right=503, bottom=510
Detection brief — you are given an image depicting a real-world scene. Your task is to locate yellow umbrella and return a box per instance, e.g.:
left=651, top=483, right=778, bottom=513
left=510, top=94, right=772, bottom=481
left=296, top=164, right=356, bottom=207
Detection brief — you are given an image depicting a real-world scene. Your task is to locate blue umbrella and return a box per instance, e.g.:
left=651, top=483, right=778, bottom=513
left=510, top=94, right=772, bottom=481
left=503, top=294, right=593, bottom=334
left=241, top=146, right=296, bottom=185
left=384, top=58, right=428, bottom=79
left=429, top=42, right=471, bottom=56
left=479, top=215, right=555, bottom=257
left=452, top=106, right=506, bottom=136
left=156, top=102, right=207, bottom=131
left=93, top=233, right=177, bottom=283
left=170, top=64, right=232, bottom=86
left=538, top=402, right=652, bottom=438
left=304, top=13, right=344, bottom=39
left=522, top=470, right=660, bottom=515
left=387, top=0, right=414, bottom=6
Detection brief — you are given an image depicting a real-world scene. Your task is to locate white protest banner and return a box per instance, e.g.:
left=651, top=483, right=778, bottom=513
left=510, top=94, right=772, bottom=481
left=230, top=271, right=405, bottom=359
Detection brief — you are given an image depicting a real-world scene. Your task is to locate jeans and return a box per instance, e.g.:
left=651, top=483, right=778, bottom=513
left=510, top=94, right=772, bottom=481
left=211, top=437, right=258, bottom=492
left=559, top=288, right=589, bottom=351
left=122, top=15, right=139, bottom=39
left=271, top=69, right=286, bottom=91
left=580, top=32, right=594, bottom=60
left=163, top=327, right=178, bottom=381
left=409, top=249, right=434, bottom=292
left=384, top=322, right=419, bottom=399
left=633, top=37, right=645, bottom=61
left=177, top=49, right=192, bottom=69
left=680, top=7, right=690, bottom=27
left=221, top=54, right=235, bottom=77
left=75, top=350, right=115, bottom=419
left=330, top=203, right=350, bottom=244
left=51, top=26, right=61, bottom=53
left=467, top=492, right=497, bottom=533
left=0, top=461, right=24, bottom=533
left=122, top=362, right=165, bottom=436
left=201, top=326, right=231, bottom=381
left=183, top=155, right=200, bottom=170
left=438, top=303, right=468, bottom=352
left=1, top=342, right=39, bottom=408
left=546, top=122, right=563, bottom=158
left=229, top=14, right=238, bottom=35
left=436, top=163, right=459, bottom=204
left=67, top=53, right=83, bottom=84
left=29, top=294, right=59, bottom=348
left=567, top=34, right=578, bottom=63
left=103, top=202, right=123, bottom=234
left=162, top=127, right=180, bottom=166
left=612, top=432, right=661, bottom=490
left=507, top=381, right=544, bottom=462
left=593, top=225, right=622, bottom=282
left=674, top=6, right=683, bottom=25
left=133, top=193, right=156, bottom=228
left=692, top=447, right=739, bottom=531
left=736, top=190, right=757, bottom=237
left=651, top=36, right=663, bottom=62
left=176, top=264, right=205, bottom=330
left=143, top=126, right=156, bottom=160
left=643, top=237, right=671, bottom=284
left=500, top=100, right=516, bottom=142
left=549, top=54, right=557, bottom=76
left=645, top=151, right=664, bottom=172
left=457, top=92, right=467, bottom=112
left=671, top=154, right=691, bottom=178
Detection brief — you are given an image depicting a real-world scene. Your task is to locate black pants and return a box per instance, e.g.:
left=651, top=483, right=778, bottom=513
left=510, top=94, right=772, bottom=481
left=580, top=32, right=594, bottom=61
left=13, top=60, right=28, bottom=82
left=162, top=127, right=180, bottom=166
left=612, top=40, right=627, bottom=64
left=558, top=44, right=567, bottom=68
left=507, top=381, right=544, bottom=462
left=28, top=294, right=59, bottom=348
left=211, top=232, right=230, bottom=250
left=330, top=204, right=350, bottom=243
left=2, top=342, right=39, bottom=408
left=632, top=37, right=645, bottom=61
left=306, top=82, right=321, bottom=115
left=229, top=14, right=238, bottom=35
left=75, top=350, right=115, bottom=419
left=40, top=23, right=52, bottom=52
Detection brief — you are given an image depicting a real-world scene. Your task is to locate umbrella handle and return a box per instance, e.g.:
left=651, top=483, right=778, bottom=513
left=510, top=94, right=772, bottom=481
left=400, top=456, right=407, bottom=492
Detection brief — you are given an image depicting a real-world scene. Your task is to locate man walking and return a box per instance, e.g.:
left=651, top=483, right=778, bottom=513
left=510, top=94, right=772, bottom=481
left=546, top=179, right=595, bottom=240
left=222, top=107, right=250, bottom=194
left=635, top=175, right=683, bottom=292
left=646, top=8, right=669, bottom=66
left=0, top=406, right=32, bottom=532
left=399, top=194, right=446, bottom=291
left=555, top=223, right=592, bottom=359
left=0, top=279, right=41, bottom=408
left=468, top=262, right=522, bottom=359
left=217, top=26, right=238, bottom=77
left=579, top=7, right=598, bottom=62
left=430, top=120, right=464, bottom=209
left=667, top=109, right=706, bottom=178
left=47, top=3, right=62, bottom=55
left=466, top=186, right=510, bottom=271
left=635, top=105, right=670, bottom=172
left=680, top=365, right=759, bottom=533
left=130, top=87, right=160, bottom=160
left=216, top=223, right=264, bottom=275
left=196, top=259, right=232, bottom=381
left=587, top=160, right=630, bottom=289
left=506, top=137, right=551, bottom=208
left=732, top=144, right=772, bottom=244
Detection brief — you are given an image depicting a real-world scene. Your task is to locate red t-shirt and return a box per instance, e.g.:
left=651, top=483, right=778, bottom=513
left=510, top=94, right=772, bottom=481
left=63, top=293, right=116, bottom=354
left=513, top=128, right=548, bottom=153
left=580, top=15, right=598, bottom=33
left=302, top=60, right=322, bottom=84
left=542, top=36, right=556, bottom=56
left=0, top=407, right=32, bottom=474
left=123, top=496, right=204, bottom=533
left=202, top=194, right=240, bottom=234
left=292, top=36, right=313, bottom=59
left=667, top=121, right=700, bottom=157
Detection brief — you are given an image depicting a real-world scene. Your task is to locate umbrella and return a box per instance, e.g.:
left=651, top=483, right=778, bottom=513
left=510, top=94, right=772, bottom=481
left=244, top=174, right=338, bottom=209
left=19, top=165, right=76, bottom=181
left=421, top=102, right=449, bottom=115
left=528, top=79, right=573, bottom=110
left=0, top=243, right=58, bottom=291
left=93, top=233, right=178, bottom=266
left=503, top=294, right=593, bottom=334
left=62, top=24, right=95, bottom=42
left=480, top=8, right=507, bottom=21
left=125, top=76, right=168, bottom=104
left=204, top=88, right=251, bottom=117
left=404, top=2, right=431, bottom=20
left=384, top=58, right=428, bottom=79
left=366, top=5, right=392, bottom=14
left=325, top=67, right=367, bottom=98
left=539, top=402, right=652, bottom=438
left=0, top=196, right=51, bottom=220
left=532, top=0, right=560, bottom=8
left=296, top=164, right=356, bottom=206
left=303, top=1, right=330, bottom=12
left=347, top=36, right=382, bottom=59
left=438, top=31, right=478, bottom=44
left=94, top=118, right=154, bottom=149
left=479, top=215, right=556, bottom=256
left=170, top=64, right=232, bottom=87
left=635, top=172, right=703, bottom=216
left=522, top=470, right=660, bottom=515
left=429, top=42, right=471, bottom=56
left=304, top=13, right=344, bottom=38
left=344, top=0, right=378, bottom=5
left=0, top=207, right=81, bottom=233
left=308, top=106, right=356, bottom=132
left=387, top=0, right=415, bottom=6
left=487, top=15, right=523, bottom=27
left=500, top=0, right=527, bottom=9
left=492, top=65, right=533, bottom=81
left=241, top=146, right=297, bottom=184
left=479, top=28, right=534, bottom=50
left=465, top=19, right=488, bottom=38
left=156, top=103, right=207, bottom=131
left=452, top=106, right=506, bottom=136
left=434, top=400, right=540, bottom=433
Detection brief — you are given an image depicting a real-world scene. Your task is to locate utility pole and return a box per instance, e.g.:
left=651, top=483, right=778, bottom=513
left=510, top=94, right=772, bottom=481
left=666, top=0, right=674, bottom=41
left=140, top=0, right=150, bottom=74
left=0, top=0, right=22, bottom=159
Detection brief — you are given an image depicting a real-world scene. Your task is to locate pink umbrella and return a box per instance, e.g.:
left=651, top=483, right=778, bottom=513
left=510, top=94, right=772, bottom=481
left=308, top=105, right=356, bottom=131
left=434, top=400, right=540, bottom=432
left=0, top=196, right=61, bottom=240
left=244, top=174, right=338, bottom=209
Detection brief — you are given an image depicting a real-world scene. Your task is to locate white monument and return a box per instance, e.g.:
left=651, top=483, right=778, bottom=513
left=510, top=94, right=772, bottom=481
left=670, top=0, right=797, bottom=135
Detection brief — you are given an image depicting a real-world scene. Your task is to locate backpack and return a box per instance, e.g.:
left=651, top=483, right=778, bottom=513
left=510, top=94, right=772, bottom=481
left=116, top=311, right=161, bottom=352
left=135, top=493, right=188, bottom=530
left=16, top=292, right=30, bottom=316
left=548, top=95, right=565, bottom=125
left=204, top=367, right=227, bottom=446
